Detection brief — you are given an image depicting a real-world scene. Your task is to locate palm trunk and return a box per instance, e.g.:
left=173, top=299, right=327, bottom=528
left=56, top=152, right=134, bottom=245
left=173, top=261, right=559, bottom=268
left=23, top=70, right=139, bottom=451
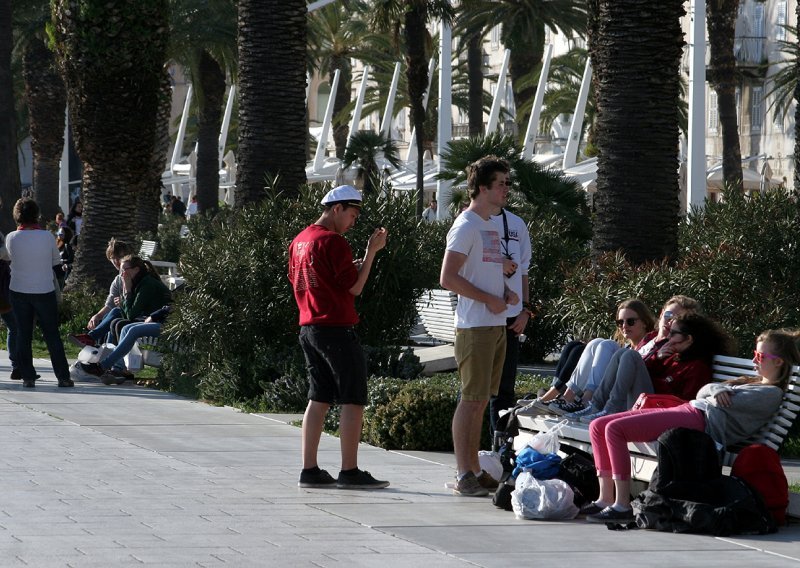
left=236, top=0, right=307, bottom=205
left=53, top=0, right=169, bottom=290
left=589, top=0, right=685, bottom=264
left=467, top=32, right=484, bottom=137
left=331, top=54, right=352, bottom=159
left=0, top=0, right=19, bottom=234
left=137, top=69, right=172, bottom=234
left=505, top=22, right=545, bottom=139
left=23, top=37, right=67, bottom=222
left=405, top=4, right=428, bottom=218
left=707, top=0, right=742, bottom=191
left=196, top=50, right=226, bottom=215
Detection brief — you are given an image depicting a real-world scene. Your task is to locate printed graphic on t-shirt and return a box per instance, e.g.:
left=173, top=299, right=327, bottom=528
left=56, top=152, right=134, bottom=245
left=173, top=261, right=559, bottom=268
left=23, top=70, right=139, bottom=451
left=480, top=230, right=503, bottom=264
left=292, top=241, right=317, bottom=290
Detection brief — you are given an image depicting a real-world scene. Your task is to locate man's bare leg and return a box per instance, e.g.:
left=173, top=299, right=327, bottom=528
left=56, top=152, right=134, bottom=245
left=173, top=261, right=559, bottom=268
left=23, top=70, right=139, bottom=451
left=302, top=400, right=330, bottom=469
left=339, top=403, right=364, bottom=471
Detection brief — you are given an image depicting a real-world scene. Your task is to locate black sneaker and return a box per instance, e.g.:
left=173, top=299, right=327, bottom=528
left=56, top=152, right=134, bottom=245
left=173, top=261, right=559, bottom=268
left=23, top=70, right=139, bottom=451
left=22, top=378, right=36, bottom=388
left=579, top=501, right=605, bottom=516
left=298, top=468, right=337, bottom=488
left=336, top=469, right=390, bottom=489
left=78, top=362, right=104, bottom=377
left=58, top=378, right=75, bottom=388
left=586, top=506, right=635, bottom=524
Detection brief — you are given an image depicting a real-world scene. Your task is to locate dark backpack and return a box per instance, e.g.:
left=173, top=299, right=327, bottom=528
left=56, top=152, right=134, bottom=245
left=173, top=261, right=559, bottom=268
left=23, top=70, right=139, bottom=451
left=731, top=444, right=789, bottom=526
left=633, top=428, right=776, bottom=536
left=556, top=451, right=599, bottom=506
left=634, top=476, right=776, bottom=536
left=649, top=427, right=722, bottom=502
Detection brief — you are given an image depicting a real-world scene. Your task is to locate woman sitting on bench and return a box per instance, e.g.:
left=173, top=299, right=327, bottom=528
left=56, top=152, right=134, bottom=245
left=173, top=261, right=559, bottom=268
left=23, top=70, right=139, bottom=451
left=530, top=298, right=657, bottom=415
left=583, top=328, right=799, bottom=524
left=572, top=311, right=729, bottom=423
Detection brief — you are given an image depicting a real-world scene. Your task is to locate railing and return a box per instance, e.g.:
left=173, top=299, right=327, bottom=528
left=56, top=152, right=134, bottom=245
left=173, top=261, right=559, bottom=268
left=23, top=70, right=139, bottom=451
left=734, top=36, right=765, bottom=65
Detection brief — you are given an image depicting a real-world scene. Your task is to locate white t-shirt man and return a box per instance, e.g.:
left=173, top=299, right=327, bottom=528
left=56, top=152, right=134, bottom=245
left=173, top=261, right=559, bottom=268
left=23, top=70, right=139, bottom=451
left=445, top=210, right=506, bottom=328
left=490, top=209, right=531, bottom=319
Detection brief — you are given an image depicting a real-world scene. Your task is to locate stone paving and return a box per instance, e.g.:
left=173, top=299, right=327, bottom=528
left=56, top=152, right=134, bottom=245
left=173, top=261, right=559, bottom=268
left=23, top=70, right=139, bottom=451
left=0, top=353, right=798, bottom=567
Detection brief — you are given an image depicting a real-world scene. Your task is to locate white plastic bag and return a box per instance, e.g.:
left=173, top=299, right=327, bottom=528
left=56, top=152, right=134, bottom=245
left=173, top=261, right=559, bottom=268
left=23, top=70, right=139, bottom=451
left=528, top=419, right=569, bottom=454
left=77, top=344, right=113, bottom=364
left=511, top=471, right=579, bottom=520
left=124, top=341, right=144, bottom=372
left=478, top=450, right=503, bottom=482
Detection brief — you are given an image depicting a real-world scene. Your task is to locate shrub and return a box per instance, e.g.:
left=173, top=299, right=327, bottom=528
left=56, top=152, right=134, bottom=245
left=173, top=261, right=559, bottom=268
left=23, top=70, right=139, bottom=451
left=158, top=185, right=443, bottom=405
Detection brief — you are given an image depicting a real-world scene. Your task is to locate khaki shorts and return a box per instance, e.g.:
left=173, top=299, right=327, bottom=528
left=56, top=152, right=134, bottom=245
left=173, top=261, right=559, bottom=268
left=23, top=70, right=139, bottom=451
left=454, top=326, right=507, bottom=401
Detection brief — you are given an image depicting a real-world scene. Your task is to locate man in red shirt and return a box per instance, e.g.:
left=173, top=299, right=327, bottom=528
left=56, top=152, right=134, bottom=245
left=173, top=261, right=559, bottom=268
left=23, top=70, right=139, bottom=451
left=289, top=185, right=389, bottom=489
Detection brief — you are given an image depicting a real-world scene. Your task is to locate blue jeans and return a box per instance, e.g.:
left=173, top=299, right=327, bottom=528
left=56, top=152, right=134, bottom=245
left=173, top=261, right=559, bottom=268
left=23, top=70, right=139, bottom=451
left=88, top=307, right=122, bottom=343
left=1, top=309, right=18, bottom=370
left=100, top=322, right=161, bottom=371
left=10, top=290, right=70, bottom=381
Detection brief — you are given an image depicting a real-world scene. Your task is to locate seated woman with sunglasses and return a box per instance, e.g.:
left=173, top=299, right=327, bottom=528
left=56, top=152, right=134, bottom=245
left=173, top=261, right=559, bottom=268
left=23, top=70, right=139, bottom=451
left=583, top=328, right=799, bottom=523
left=527, top=299, right=656, bottom=415
left=573, top=312, right=732, bottom=424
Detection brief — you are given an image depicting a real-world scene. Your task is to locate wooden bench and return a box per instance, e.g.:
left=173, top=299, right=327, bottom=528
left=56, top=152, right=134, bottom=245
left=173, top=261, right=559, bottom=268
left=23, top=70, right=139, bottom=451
left=514, top=355, right=800, bottom=481
left=416, top=288, right=457, bottom=343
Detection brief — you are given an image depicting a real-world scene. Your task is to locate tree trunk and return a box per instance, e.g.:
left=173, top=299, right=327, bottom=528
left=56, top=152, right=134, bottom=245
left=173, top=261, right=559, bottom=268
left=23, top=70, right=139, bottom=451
left=589, top=0, right=685, bottom=264
left=0, top=0, right=20, bottom=234
left=405, top=4, right=428, bottom=218
left=137, top=68, right=172, bottom=234
left=331, top=54, right=352, bottom=159
left=235, top=0, right=307, bottom=205
left=467, top=32, right=484, bottom=137
left=23, top=37, right=67, bottom=222
left=505, top=22, right=545, bottom=139
left=53, top=0, right=169, bottom=290
left=707, top=0, right=742, bottom=191
left=196, top=50, right=226, bottom=215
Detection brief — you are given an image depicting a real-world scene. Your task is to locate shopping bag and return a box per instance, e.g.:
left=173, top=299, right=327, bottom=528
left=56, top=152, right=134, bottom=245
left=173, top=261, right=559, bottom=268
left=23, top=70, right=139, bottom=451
left=124, top=341, right=144, bottom=372
left=511, top=472, right=579, bottom=520
left=77, top=343, right=113, bottom=364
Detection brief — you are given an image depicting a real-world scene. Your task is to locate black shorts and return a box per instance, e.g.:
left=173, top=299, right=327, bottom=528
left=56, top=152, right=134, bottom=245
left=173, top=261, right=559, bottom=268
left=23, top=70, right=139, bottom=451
left=299, top=325, right=368, bottom=405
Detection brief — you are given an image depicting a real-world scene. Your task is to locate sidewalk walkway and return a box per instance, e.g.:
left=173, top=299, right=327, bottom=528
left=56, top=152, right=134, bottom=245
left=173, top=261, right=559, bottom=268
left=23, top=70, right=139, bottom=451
left=1, top=353, right=798, bottom=567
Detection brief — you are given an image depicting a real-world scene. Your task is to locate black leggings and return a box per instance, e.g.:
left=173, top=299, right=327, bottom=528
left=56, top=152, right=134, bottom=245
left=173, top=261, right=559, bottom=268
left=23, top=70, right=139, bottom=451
left=551, top=340, right=586, bottom=391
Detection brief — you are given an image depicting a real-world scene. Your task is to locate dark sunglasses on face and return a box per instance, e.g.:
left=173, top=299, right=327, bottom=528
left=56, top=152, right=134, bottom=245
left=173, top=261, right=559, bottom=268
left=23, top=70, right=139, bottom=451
left=662, top=310, right=674, bottom=321
left=615, top=317, right=639, bottom=328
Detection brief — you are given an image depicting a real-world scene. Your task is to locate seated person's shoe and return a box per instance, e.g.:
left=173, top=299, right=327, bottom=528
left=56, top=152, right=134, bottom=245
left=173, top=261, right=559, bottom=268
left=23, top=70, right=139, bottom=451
left=549, top=400, right=585, bottom=416
left=579, top=501, right=605, bottom=516
left=298, top=468, right=337, bottom=488
left=22, top=378, right=36, bottom=388
left=100, top=370, right=126, bottom=386
left=68, top=333, right=96, bottom=348
left=337, top=469, right=390, bottom=489
left=586, top=506, right=634, bottom=524
left=516, top=398, right=554, bottom=416
left=565, top=404, right=598, bottom=421
left=579, top=409, right=610, bottom=424
left=476, top=470, right=499, bottom=490
left=58, top=378, right=74, bottom=388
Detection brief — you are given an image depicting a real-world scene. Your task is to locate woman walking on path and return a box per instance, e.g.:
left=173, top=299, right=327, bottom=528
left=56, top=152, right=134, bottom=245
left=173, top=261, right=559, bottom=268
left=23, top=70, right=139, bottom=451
left=5, top=198, right=73, bottom=388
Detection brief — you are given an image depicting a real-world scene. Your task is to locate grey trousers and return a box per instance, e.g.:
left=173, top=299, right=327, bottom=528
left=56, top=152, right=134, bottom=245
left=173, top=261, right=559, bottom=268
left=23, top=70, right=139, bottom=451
left=592, top=349, right=654, bottom=413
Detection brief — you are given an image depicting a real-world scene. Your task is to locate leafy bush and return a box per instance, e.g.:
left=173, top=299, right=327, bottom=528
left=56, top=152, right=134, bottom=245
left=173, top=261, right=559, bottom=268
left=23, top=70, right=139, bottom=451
left=555, top=189, right=800, bottom=356
left=158, top=186, right=444, bottom=405
left=347, top=373, right=550, bottom=451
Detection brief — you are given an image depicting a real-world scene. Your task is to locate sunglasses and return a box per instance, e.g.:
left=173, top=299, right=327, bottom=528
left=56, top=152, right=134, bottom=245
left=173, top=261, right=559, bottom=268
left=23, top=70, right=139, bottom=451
left=668, top=329, right=686, bottom=337
left=615, top=317, right=640, bottom=327
left=662, top=310, right=675, bottom=321
left=753, top=350, right=782, bottom=364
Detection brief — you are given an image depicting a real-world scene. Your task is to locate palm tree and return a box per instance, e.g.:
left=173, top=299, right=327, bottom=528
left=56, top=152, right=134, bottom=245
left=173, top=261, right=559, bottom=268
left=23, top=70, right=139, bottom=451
left=459, top=0, right=587, bottom=137
left=437, top=132, right=590, bottom=239
left=587, top=0, right=685, bottom=264
left=372, top=0, right=455, bottom=218
left=308, top=1, right=381, bottom=160
left=51, top=0, right=170, bottom=290
left=766, top=22, right=800, bottom=190
left=0, top=0, right=20, bottom=233
left=21, top=36, right=66, bottom=222
left=707, top=0, right=743, bottom=191
left=169, top=0, right=236, bottom=216
left=341, top=130, right=401, bottom=194
left=235, top=0, right=307, bottom=205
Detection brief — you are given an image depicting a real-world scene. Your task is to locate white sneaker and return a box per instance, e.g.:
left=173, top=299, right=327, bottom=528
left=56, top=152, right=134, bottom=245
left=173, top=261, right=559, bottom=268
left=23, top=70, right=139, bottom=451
left=579, top=409, right=610, bottom=424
